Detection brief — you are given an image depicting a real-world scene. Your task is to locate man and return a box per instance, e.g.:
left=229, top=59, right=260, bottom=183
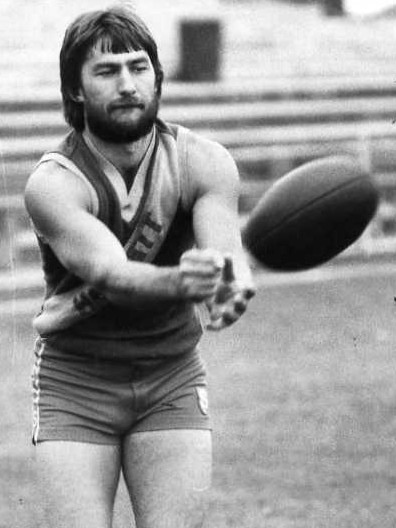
left=25, top=6, right=255, bottom=528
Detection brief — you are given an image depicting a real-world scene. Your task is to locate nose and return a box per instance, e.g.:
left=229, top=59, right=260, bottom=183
left=117, top=67, right=137, bottom=95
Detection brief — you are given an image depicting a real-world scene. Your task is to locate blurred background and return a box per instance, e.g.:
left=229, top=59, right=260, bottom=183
left=3, top=1, right=396, bottom=527
left=2, top=0, right=396, bottom=280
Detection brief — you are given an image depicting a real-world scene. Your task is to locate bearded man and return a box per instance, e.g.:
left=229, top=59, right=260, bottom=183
left=25, top=6, right=255, bottom=528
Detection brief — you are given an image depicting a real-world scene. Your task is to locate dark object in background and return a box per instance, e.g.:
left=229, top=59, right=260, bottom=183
left=178, top=19, right=222, bottom=82
left=322, top=0, right=344, bottom=16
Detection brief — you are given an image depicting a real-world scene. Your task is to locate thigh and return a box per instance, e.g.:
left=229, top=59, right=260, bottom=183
left=32, top=341, right=140, bottom=444
left=35, top=441, right=121, bottom=528
left=122, top=429, right=212, bottom=528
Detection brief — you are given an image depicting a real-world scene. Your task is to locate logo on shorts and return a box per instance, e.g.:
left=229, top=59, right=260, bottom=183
left=196, top=386, right=209, bottom=415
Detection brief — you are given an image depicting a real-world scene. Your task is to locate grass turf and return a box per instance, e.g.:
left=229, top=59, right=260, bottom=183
left=2, top=268, right=396, bottom=527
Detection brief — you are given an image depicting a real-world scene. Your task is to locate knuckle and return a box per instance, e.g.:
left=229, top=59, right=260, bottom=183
left=234, top=300, right=247, bottom=315
left=243, top=287, right=256, bottom=300
left=222, top=311, right=239, bottom=326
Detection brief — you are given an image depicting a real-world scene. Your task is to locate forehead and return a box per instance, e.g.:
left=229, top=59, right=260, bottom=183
left=85, top=46, right=151, bottom=67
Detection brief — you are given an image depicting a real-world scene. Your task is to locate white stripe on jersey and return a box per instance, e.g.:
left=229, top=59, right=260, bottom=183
left=31, top=338, right=45, bottom=445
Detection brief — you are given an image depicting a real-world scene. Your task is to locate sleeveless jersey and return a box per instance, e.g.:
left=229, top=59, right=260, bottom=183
left=33, top=120, right=204, bottom=360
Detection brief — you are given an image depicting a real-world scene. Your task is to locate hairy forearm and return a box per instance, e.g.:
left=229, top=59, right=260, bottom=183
left=96, top=260, right=183, bottom=307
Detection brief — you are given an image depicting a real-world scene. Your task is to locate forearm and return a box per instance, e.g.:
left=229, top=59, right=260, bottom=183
left=91, top=250, right=223, bottom=308
left=96, top=260, right=183, bottom=307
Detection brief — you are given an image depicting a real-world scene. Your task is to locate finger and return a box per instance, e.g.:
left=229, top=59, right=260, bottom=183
left=243, top=287, right=256, bottom=300
left=186, top=248, right=224, bottom=270
left=181, top=263, right=222, bottom=278
left=180, top=258, right=223, bottom=277
left=214, top=282, right=234, bottom=304
left=222, top=255, right=235, bottom=283
left=208, top=302, right=241, bottom=329
left=233, top=299, right=247, bottom=316
left=221, top=291, right=248, bottom=315
left=207, top=310, right=239, bottom=331
left=206, top=322, right=223, bottom=331
left=206, top=317, right=225, bottom=331
left=201, top=249, right=225, bottom=271
left=222, top=311, right=239, bottom=326
left=185, top=280, right=223, bottom=302
left=181, top=250, right=224, bottom=275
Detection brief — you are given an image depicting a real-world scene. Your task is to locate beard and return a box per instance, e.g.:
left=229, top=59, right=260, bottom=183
left=84, top=94, right=159, bottom=144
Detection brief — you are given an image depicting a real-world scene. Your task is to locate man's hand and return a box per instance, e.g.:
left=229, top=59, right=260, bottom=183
left=178, top=248, right=225, bottom=302
left=206, top=256, right=255, bottom=331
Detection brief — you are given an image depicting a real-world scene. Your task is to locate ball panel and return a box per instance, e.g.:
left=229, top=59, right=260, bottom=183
left=248, top=156, right=366, bottom=231
left=242, top=157, right=379, bottom=271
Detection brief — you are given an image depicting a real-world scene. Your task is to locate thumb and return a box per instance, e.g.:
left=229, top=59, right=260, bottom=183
left=213, top=256, right=235, bottom=304
left=222, top=255, right=235, bottom=283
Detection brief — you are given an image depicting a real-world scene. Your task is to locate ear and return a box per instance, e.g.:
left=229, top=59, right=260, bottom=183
left=68, top=88, right=84, bottom=103
left=154, top=79, right=162, bottom=98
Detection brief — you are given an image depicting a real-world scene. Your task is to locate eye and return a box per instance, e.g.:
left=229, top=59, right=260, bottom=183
left=97, top=69, right=115, bottom=77
left=94, top=65, right=117, bottom=77
left=131, top=61, right=150, bottom=73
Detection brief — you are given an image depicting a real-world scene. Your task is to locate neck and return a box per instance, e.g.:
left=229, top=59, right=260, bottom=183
left=83, top=127, right=154, bottom=176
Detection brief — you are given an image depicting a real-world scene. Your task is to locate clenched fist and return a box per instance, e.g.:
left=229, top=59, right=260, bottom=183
left=178, top=248, right=225, bottom=302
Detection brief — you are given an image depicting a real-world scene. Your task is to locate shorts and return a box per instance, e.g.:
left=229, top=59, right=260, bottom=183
left=31, top=338, right=210, bottom=445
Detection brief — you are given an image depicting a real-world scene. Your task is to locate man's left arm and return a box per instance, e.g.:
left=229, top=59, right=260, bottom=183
left=187, top=133, right=256, bottom=330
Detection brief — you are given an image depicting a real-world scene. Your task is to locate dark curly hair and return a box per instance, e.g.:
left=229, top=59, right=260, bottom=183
left=60, top=6, right=164, bottom=131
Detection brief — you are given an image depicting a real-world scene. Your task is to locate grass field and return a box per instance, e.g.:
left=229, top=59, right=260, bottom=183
left=2, top=264, right=396, bottom=527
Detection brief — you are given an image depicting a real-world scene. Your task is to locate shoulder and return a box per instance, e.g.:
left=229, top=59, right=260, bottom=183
left=181, top=127, right=236, bottom=169
left=25, top=158, right=96, bottom=219
left=180, top=127, right=240, bottom=201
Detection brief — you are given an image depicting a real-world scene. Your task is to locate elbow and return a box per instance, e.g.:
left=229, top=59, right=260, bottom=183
left=92, top=259, right=123, bottom=295
left=70, top=254, right=125, bottom=296
left=90, top=267, right=113, bottom=294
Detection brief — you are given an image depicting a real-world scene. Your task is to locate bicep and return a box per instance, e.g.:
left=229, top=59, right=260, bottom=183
left=193, top=191, right=242, bottom=252
left=187, top=136, right=242, bottom=252
left=25, top=167, right=127, bottom=286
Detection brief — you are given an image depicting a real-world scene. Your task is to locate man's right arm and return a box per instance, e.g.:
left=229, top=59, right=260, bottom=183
left=25, top=164, right=224, bottom=307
